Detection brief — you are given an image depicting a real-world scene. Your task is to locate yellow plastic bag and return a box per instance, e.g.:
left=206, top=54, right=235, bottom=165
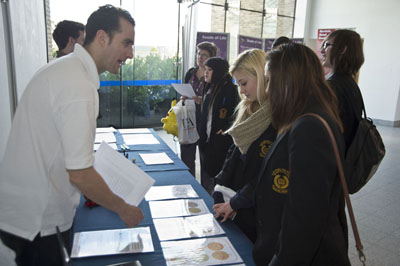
left=161, top=99, right=178, bottom=137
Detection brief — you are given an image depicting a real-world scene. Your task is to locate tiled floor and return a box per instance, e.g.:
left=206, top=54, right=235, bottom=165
left=348, top=125, right=400, bottom=265
left=157, top=125, right=400, bottom=266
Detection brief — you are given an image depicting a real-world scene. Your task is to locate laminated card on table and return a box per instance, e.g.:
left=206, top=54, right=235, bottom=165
left=161, top=236, right=243, bottom=266
left=149, top=199, right=209, bottom=219
left=145, top=184, right=199, bottom=201
left=153, top=213, right=225, bottom=241
left=71, top=227, right=154, bottom=258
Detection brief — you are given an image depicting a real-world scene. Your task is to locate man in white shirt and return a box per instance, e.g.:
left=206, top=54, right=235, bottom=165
left=0, top=5, right=143, bottom=266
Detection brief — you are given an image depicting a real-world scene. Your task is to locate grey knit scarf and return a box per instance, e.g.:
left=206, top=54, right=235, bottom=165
left=227, top=103, right=272, bottom=154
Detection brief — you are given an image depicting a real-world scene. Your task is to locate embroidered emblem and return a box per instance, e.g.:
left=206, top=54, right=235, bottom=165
left=219, top=108, right=228, bottom=119
left=259, top=140, right=273, bottom=157
left=272, top=168, right=290, bottom=194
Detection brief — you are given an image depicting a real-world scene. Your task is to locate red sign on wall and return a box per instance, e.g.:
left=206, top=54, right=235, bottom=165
left=317, top=28, right=336, bottom=41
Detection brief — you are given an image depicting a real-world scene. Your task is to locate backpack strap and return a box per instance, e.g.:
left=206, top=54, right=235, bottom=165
left=300, top=113, right=366, bottom=265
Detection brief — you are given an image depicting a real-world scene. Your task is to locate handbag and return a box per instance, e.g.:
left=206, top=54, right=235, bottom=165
left=344, top=100, right=385, bottom=194
left=302, top=113, right=366, bottom=266
left=173, top=100, right=200, bottom=144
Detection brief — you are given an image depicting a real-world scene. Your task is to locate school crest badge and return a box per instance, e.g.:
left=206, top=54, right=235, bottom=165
left=259, top=140, right=273, bottom=157
left=272, top=168, right=290, bottom=194
left=219, top=108, right=227, bottom=119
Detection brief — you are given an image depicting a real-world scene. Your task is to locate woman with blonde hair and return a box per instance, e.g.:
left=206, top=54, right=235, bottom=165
left=212, top=49, right=276, bottom=242
left=253, top=42, right=350, bottom=265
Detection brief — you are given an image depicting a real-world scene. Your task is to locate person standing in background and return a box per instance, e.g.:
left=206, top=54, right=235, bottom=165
left=0, top=5, right=143, bottom=266
left=321, top=29, right=365, bottom=151
left=198, top=57, right=239, bottom=194
left=52, top=20, right=85, bottom=58
left=180, top=42, right=218, bottom=177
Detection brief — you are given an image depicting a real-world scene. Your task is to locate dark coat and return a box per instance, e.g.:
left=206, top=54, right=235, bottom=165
left=253, top=107, right=350, bottom=266
left=199, top=80, right=239, bottom=177
left=327, top=72, right=363, bottom=151
left=214, top=125, right=277, bottom=242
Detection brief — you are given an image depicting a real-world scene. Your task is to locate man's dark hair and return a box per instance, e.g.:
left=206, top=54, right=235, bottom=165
left=84, top=4, right=135, bottom=46
left=52, top=20, right=85, bottom=50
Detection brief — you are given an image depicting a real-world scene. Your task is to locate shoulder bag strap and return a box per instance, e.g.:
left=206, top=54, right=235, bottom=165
left=301, top=113, right=366, bottom=265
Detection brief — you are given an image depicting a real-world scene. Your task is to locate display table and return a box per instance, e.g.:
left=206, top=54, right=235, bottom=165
left=71, top=129, right=255, bottom=266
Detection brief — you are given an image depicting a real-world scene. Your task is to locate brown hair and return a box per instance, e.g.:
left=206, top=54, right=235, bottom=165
left=266, top=42, right=343, bottom=134
left=197, top=42, right=218, bottom=57
left=326, top=29, right=364, bottom=76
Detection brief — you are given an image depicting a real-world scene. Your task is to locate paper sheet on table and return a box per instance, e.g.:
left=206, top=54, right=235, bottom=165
left=161, top=236, right=243, bottom=266
left=122, top=134, right=160, bottom=145
left=95, top=132, right=116, bottom=143
left=119, top=128, right=151, bottom=134
left=139, top=152, right=173, bottom=165
left=153, top=214, right=225, bottom=241
left=96, top=127, right=116, bottom=133
left=145, top=184, right=198, bottom=201
left=171, top=83, right=196, bottom=98
left=94, top=142, right=155, bottom=206
left=71, top=227, right=154, bottom=258
left=149, top=199, right=209, bottom=218
left=94, top=142, right=118, bottom=151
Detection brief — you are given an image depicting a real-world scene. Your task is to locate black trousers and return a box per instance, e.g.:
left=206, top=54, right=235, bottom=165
left=0, top=228, right=71, bottom=266
left=180, top=143, right=197, bottom=176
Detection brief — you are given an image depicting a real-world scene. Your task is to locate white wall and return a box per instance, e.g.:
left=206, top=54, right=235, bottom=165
left=303, top=0, right=400, bottom=125
left=10, top=0, right=47, bottom=101
left=0, top=0, right=47, bottom=160
left=0, top=4, right=12, bottom=161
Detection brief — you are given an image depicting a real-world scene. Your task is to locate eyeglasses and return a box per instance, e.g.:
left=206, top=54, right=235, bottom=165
left=197, top=53, right=209, bottom=59
left=322, top=42, right=333, bottom=50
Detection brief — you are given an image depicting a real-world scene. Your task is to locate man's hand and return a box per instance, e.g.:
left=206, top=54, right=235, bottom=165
left=213, top=202, right=236, bottom=222
left=117, top=203, right=144, bottom=227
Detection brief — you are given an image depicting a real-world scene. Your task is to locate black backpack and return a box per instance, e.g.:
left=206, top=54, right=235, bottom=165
left=344, top=97, right=386, bottom=194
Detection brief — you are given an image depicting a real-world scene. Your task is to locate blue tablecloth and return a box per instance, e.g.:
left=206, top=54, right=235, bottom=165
left=72, top=129, right=255, bottom=266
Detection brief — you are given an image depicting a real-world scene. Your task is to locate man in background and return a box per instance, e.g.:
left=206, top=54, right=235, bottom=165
left=52, top=20, right=85, bottom=58
left=0, top=5, right=142, bottom=266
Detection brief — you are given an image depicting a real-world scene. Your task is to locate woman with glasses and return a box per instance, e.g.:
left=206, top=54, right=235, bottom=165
left=320, top=29, right=365, bottom=150
left=180, top=42, right=218, bottom=177
left=253, top=43, right=350, bottom=265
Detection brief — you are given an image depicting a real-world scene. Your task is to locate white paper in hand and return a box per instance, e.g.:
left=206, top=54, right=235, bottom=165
left=171, top=83, right=196, bottom=98
left=94, top=142, right=155, bottom=206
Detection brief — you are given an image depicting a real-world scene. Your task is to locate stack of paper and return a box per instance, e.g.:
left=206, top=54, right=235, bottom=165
left=94, top=142, right=155, bottom=206
left=119, top=128, right=151, bottom=134
left=122, top=134, right=159, bottom=145
left=139, top=152, right=173, bottom=165
left=96, top=127, right=116, bottom=133
left=95, top=132, right=116, bottom=143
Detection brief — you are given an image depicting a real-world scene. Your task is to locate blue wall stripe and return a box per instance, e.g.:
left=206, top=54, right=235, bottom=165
left=100, top=80, right=182, bottom=87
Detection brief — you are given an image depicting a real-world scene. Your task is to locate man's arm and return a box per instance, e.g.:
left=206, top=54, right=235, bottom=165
left=68, top=167, right=143, bottom=227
